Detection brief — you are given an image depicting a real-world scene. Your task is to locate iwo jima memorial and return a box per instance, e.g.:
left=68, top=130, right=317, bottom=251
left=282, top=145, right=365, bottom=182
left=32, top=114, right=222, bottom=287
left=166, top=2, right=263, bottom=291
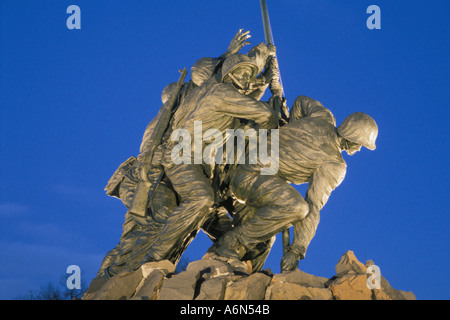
left=83, top=1, right=415, bottom=300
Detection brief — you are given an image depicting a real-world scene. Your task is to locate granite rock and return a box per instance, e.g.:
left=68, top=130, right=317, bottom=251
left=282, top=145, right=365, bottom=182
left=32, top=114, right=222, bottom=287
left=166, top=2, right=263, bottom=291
left=83, top=251, right=415, bottom=300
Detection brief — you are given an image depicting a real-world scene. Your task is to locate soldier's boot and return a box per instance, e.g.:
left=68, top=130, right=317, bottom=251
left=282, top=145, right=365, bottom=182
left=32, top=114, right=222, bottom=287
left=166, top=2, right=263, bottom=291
left=208, top=231, right=247, bottom=261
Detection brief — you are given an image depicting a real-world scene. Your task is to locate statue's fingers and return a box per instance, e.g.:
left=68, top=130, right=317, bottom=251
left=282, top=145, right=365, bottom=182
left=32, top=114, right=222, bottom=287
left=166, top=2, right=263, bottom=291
left=238, top=33, right=251, bottom=42
left=234, top=28, right=244, bottom=38
left=239, top=30, right=250, bottom=38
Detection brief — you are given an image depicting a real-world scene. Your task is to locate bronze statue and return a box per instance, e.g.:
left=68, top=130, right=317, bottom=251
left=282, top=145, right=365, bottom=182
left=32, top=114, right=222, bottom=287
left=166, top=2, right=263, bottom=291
left=208, top=95, right=378, bottom=271
left=92, top=30, right=282, bottom=281
left=140, top=44, right=281, bottom=264
left=88, top=21, right=378, bottom=296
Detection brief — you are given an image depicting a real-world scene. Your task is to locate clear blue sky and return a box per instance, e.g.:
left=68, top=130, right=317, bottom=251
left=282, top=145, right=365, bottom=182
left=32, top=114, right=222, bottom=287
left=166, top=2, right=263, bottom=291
left=0, top=0, right=449, bottom=300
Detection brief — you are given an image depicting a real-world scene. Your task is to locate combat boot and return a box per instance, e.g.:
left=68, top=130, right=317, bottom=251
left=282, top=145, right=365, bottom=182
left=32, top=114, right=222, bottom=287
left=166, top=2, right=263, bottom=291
left=208, top=231, right=246, bottom=260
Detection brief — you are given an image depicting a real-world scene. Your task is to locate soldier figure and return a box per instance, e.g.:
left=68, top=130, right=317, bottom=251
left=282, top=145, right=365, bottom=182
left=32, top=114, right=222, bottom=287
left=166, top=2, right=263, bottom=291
left=208, top=95, right=378, bottom=271
left=141, top=49, right=281, bottom=264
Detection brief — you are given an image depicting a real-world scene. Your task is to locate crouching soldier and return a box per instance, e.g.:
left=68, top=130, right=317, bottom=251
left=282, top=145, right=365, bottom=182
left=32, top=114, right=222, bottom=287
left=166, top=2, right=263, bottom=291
left=208, top=95, right=378, bottom=272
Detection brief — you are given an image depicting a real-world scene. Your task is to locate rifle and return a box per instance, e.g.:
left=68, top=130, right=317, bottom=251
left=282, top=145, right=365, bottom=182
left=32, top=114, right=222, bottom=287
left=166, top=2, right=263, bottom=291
left=127, top=68, right=188, bottom=217
left=260, top=0, right=291, bottom=256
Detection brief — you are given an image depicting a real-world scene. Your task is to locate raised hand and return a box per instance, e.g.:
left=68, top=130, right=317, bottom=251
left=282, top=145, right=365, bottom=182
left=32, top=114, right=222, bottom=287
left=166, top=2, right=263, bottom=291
left=222, top=29, right=252, bottom=58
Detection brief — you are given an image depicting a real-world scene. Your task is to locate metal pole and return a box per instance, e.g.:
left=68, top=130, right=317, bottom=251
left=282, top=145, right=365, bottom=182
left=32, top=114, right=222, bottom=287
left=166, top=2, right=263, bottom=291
left=260, top=0, right=290, bottom=257
left=259, top=0, right=285, bottom=97
left=260, top=0, right=274, bottom=45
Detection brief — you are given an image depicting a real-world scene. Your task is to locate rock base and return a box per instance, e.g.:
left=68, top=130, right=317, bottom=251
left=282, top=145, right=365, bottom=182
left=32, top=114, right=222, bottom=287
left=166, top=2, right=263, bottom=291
left=82, top=250, right=415, bottom=300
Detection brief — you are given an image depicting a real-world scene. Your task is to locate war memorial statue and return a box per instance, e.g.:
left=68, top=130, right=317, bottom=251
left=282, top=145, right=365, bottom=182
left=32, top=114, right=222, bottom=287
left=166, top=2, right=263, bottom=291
left=86, top=4, right=378, bottom=293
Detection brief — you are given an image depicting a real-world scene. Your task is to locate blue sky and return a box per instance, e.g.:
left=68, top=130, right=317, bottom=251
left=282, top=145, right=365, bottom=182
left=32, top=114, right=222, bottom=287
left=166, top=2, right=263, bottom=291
left=0, top=0, right=449, bottom=300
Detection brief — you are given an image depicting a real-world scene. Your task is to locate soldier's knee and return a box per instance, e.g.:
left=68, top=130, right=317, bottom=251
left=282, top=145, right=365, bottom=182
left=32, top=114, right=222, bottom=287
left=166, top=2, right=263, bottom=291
left=282, top=192, right=308, bottom=222
left=293, top=200, right=309, bottom=221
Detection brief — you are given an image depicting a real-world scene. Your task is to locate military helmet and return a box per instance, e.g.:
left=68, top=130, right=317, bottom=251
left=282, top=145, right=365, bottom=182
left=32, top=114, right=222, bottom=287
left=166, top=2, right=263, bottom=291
left=221, top=54, right=259, bottom=83
left=337, top=112, right=378, bottom=150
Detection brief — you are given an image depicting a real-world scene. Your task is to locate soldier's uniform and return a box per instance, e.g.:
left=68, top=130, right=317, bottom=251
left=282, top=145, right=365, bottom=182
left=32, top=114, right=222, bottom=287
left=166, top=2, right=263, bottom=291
left=211, top=96, right=377, bottom=270
left=91, top=43, right=277, bottom=280
left=144, top=63, right=278, bottom=262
